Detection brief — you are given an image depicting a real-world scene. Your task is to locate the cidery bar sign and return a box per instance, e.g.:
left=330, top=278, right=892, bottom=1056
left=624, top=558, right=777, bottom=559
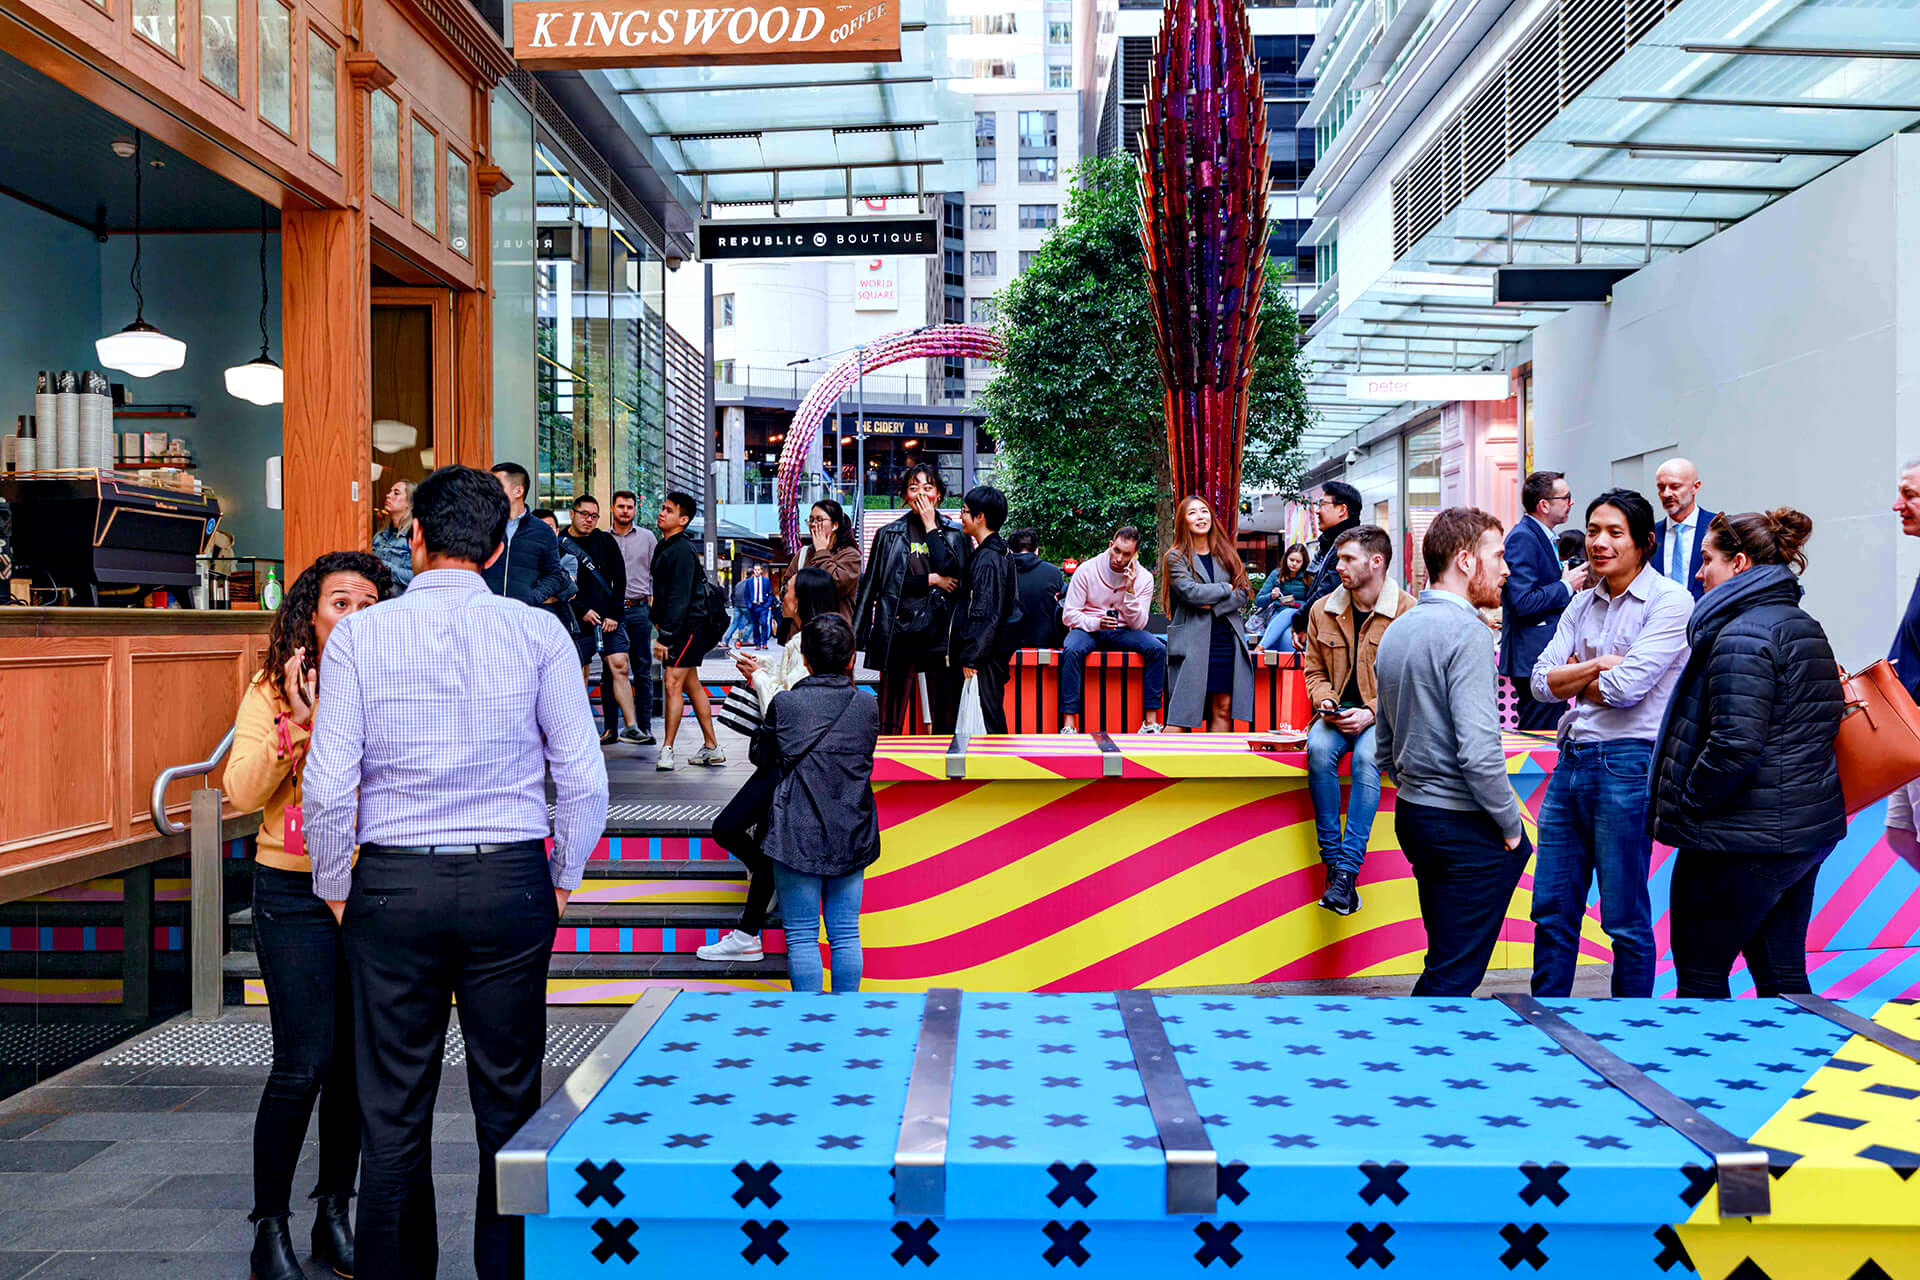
left=511, top=0, right=899, bottom=67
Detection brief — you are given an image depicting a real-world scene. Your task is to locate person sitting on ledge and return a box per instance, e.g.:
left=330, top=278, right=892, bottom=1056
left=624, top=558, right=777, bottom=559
left=1059, top=525, right=1166, bottom=733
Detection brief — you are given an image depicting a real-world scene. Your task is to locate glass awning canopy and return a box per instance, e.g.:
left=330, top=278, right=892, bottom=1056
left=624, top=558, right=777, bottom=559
left=1300, top=0, right=1920, bottom=441
left=585, top=0, right=973, bottom=211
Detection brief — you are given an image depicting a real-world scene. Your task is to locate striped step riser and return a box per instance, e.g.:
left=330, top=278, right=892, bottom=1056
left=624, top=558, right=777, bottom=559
left=570, top=880, right=748, bottom=905
left=551, top=927, right=786, bottom=955
left=588, top=837, right=732, bottom=861
left=22, top=877, right=192, bottom=905
left=0, top=927, right=185, bottom=953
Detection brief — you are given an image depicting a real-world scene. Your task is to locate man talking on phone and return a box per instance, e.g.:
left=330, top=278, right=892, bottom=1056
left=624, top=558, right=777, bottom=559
left=1058, top=525, right=1166, bottom=733
left=302, top=465, right=608, bottom=1280
left=1302, top=525, right=1414, bottom=916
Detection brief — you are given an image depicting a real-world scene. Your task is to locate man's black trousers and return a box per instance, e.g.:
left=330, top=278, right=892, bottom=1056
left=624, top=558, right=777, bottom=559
left=343, top=841, right=556, bottom=1280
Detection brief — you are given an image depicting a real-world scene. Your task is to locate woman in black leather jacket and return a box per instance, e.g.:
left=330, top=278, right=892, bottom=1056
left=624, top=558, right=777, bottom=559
left=1649, top=508, right=1846, bottom=998
left=853, top=463, right=971, bottom=733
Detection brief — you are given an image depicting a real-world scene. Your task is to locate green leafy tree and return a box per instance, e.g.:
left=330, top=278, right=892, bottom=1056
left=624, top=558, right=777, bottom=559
left=978, top=153, right=1315, bottom=561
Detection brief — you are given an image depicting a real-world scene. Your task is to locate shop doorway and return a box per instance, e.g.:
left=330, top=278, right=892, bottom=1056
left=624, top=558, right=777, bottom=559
left=370, top=287, right=453, bottom=544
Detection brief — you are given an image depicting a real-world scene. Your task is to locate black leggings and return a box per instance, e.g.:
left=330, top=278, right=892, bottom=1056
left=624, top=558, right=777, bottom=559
left=712, top=765, right=779, bottom=936
left=1668, top=847, right=1830, bottom=999
left=251, top=864, right=359, bottom=1220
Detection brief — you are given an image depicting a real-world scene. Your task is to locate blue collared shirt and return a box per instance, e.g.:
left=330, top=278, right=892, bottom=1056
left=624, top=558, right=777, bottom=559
left=302, top=568, right=609, bottom=899
left=1529, top=563, right=1692, bottom=743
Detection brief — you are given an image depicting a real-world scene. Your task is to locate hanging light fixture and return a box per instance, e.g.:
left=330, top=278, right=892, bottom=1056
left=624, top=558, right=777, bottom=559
left=97, top=133, right=187, bottom=378
left=224, top=201, right=283, bottom=405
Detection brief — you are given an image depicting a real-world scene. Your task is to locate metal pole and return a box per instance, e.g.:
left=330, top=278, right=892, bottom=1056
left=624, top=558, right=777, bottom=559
left=702, top=261, right=718, bottom=573
left=834, top=401, right=844, bottom=506
left=854, top=344, right=867, bottom=540
left=189, top=787, right=223, bottom=1020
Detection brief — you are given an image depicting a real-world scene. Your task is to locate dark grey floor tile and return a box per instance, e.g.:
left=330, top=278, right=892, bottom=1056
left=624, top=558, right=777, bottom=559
left=430, top=1142, right=480, bottom=1174
left=432, top=1113, right=477, bottom=1144
left=0, top=1115, right=56, bottom=1141
left=0, top=1253, right=50, bottom=1280
left=128, top=1172, right=256, bottom=1211
left=0, top=1170, right=154, bottom=1211
left=172, top=1086, right=266, bottom=1114
left=0, top=1208, right=227, bottom=1252
left=72, top=1141, right=253, bottom=1175
left=123, top=1065, right=269, bottom=1088
left=34, top=1065, right=154, bottom=1088
left=30, top=1113, right=250, bottom=1142
left=16, top=1250, right=253, bottom=1278
left=0, top=1141, right=111, bottom=1173
left=5, top=1088, right=205, bottom=1116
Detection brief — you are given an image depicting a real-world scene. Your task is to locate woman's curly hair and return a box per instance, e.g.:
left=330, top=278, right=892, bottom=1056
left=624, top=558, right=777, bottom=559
left=260, top=551, right=395, bottom=701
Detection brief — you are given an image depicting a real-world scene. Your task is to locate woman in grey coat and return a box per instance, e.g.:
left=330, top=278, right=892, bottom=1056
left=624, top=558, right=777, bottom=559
left=1162, top=494, right=1255, bottom=730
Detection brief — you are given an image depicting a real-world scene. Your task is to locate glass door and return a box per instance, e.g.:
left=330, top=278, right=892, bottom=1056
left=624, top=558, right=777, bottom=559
left=370, top=288, right=452, bottom=545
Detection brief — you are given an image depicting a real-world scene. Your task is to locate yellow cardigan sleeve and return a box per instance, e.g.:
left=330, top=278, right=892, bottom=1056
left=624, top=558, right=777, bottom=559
left=225, top=678, right=307, bottom=813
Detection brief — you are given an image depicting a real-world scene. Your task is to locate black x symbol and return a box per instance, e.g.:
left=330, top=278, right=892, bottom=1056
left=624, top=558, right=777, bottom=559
left=1042, top=1220, right=1091, bottom=1267
left=1345, top=1223, right=1394, bottom=1268
left=740, top=1220, right=789, bottom=1265
left=1578, top=1135, right=1626, bottom=1151
left=606, top=1112, right=650, bottom=1126
left=1270, top=1134, right=1316, bottom=1148
left=751, top=999, right=781, bottom=1007
left=665, top=1134, right=710, bottom=1149
left=732, top=1161, right=782, bottom=1208
left=1519, top=1162, right=1569, bottom=1207
left=1359, top=1161, right=1409, bottom=1206
left=753, top=1112, right=795, bottom=1126
left=973, top=1135, right=1015, bottom=1149
left=773, top=1075, right=811, bottom=1087
left=1534, top=1096, right=1574, bottom=1109
left=1391, top=1096, right=1433, bottom=1109
left=694, top=1092, right=733, bottom=1106
left=1217, top=1161, right=1249, bottom=1205
left=686, top=1011, right=719, bottom=1021
left=1445, top=1078, right=1486, bottom=1090
left=1340, top=1029, right=1374, bottom=1040
left=1047, top=1161, right=1097, bottom=1208
left=1233, top=1061, right=1270, bottom=1073
left=592, top=1217, right=638, bottom=1264
left=978, top=1029, right=1011, bottom=1039
left=1047, top=1114, right=1087, bottom=1128
left=634, top=1075, right=676, bottom=1087
left=788, top=1043, right=824, bottom=1053
left=1193, top=1222, right=1242, bottom=1268
left=1483, top=1115, right=1526, bottom=1129
left=1250, top=1094, right=1289, bottom=1107
left=846, top=1058, right=882, bottom=1069
left=1413, top=1045, right=1451, bottom=1057
left=865, top=998, right=898, bottom=1008
left=1040, top=1044, right=1075, bottom=1054
left=977, top=1059, right=1012, bottom=1070
left=1203, top=1001, right=1234, bottom=1010
left=1215, top=1028, right=1250, bottom=1040
left=663, top=1041, right=697, bottom=1053
left=857, top=1027, right=890, bottom=1037
left=1425, top=1134, right=1472, bottom=1148
left=892, top=1219, right=939, bottom=1266
left=1494, top=1062, right=1534, bottom=1073
left=802, top=1011, right=836, bottom=1022
left=1499, top=1223, right=1548, bottom=1270
left=1652, top=1224, right=1691, bottom=1272
left=1677, top=1165, right=1714, bottom=1208
left=1039, top=1014, right=1070, bottom=1024
left=834, top=1094, right=873, bottom=1107
left=718, top=1058, right=754, bottom=1069
left=1043, top=1076, right=1080, bottom=1088
left=576, top=1159, right=625, bottom=1207
left=976, top=1094, right=1013, bottom=1107
left=736, top=1026, right=769, bottom=1037
left=819, top=1134, right=863, bottom=1150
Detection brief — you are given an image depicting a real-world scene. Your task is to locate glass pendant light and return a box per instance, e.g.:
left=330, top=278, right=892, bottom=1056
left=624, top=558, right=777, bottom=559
left=97, top=133, right=187, bottom=378
left=224, top=202, right=283, bottom=405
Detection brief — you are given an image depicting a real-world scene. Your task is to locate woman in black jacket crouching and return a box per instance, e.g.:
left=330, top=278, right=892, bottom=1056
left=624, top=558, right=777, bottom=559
left=1649, top=508, right=1846, bottom=998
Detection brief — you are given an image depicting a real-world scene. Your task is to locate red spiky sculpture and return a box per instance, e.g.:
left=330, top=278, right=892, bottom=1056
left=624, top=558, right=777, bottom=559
left=1138, top=0, right=1270, bottom=539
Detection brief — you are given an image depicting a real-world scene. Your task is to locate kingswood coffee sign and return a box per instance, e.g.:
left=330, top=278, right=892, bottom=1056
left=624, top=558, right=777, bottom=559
left=511, top=0, right=899, bottom=67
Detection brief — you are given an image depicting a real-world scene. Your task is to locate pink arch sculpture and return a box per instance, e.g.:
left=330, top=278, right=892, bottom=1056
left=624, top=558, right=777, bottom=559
left=777, top=323, right=1006, bottom=551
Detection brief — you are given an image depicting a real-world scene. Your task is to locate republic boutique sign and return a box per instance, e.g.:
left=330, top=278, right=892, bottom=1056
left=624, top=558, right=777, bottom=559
left=698, top=216, right=940, bottom=261
left=511, top=0, right=900, bottom=67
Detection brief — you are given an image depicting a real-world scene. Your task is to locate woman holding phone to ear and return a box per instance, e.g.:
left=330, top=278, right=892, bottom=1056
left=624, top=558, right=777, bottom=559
left=226, top=551, right=393, bottom=1280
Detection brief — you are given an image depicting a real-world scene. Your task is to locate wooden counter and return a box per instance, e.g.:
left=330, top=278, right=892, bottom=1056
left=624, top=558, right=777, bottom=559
left=0, top=608, right=271, bottom=877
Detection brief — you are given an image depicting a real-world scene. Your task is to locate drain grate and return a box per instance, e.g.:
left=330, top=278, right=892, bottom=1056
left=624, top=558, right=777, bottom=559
left=102, top=1019, right=610, bottom=1068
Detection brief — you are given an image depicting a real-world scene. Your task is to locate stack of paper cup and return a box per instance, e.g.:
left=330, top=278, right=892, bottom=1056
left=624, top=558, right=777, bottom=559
left=84, top=372, right=113, bottom=470
left=34, top=373, right=55, bottom=471
left=54, top=370, right=80, bottom=471
left=15, top=417, right=36, bottom=473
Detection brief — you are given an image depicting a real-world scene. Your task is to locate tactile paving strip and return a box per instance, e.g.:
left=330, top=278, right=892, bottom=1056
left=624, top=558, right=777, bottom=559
left=102, top=1019, right=609, bottom=1068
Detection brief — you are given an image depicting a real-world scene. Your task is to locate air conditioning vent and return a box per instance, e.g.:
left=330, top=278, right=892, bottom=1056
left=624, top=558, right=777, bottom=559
left=1460, top=77, right=1505, bottom=194
left=1559, top=0, right=1622, bottom=103
left=1393, top=135, right=1446, bottom=257
left=1506, top=16, right=1559, bottom=152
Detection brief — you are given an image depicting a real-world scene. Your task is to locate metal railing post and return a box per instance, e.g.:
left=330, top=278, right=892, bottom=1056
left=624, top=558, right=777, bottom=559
left=190, top=786, right=224, bottom=1020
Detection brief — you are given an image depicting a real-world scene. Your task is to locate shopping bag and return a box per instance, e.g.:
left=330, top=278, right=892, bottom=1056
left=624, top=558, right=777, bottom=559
left=714, top=686, right=764, bottom=739
left=954, top=675, right=987, bottom=737
left=1835, top=659, right=1920, bottom=813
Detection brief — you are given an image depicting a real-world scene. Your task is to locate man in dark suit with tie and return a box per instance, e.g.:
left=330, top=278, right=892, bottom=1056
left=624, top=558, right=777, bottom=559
left=1652, top=458, right=1715, bottom=601
left=1500, top=470, right=1590, bottom=732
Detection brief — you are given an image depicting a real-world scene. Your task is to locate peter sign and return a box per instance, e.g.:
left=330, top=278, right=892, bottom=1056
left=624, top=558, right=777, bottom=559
left=512, top=0, right=900, bottom=68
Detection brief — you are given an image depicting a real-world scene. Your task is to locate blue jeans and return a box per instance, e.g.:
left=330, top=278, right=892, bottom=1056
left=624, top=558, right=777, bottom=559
left=1258, top=608, right=1300, bottom=652
left=772, top=863, right=864, bottom=993
left=722, top=609, right=754, bottom=645
left=751, top=606, right=773, bottom=647
left=616, top=601, right=653, bottom=731
left=1060, top=627, right=1167, bottom=716
left=1306, top=719, right=1380, bottom=875
left=1530, top=738, right=1657, bottom=998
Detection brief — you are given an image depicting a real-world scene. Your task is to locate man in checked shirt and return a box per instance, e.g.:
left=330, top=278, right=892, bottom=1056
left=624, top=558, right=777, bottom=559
left=304, top=465, right=608, bottom=1280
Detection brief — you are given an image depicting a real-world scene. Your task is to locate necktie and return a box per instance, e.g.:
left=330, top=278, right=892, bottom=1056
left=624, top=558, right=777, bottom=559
left=1671, top=522, right=1685, bottom=579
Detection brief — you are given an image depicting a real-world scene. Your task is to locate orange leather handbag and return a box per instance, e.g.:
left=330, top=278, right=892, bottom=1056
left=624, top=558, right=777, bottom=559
left=1835, top=660, right=1920, bottom=814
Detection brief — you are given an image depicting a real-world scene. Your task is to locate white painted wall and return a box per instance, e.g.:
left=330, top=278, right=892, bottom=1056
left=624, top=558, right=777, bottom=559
left=1530, top=135, right=1920, bottom=668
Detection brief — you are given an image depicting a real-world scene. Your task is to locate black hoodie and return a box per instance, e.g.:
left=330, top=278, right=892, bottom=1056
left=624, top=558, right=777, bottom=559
left=1007, top=550, right=1066, bottom=650
left=1648, top=563, right=1847, bottom=854
left=1302, top=516, right=1361, bottom=609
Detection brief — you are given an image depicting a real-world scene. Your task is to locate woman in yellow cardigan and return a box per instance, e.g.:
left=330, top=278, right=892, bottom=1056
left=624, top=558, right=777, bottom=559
left=227, top=551, right=392, bottom=1280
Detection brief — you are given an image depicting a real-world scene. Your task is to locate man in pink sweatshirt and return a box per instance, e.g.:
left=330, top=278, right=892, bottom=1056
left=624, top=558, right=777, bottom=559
left=1060, top=526, right=1167, bottom=732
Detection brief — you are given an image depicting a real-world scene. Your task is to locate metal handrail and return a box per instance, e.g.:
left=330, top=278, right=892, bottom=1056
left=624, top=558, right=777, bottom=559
left=150, top=728, right=235, bottom=836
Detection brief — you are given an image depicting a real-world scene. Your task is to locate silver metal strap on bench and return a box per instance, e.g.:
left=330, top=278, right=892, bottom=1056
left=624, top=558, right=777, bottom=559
left=945, top=734, right=968, bottom=779
left=1092, top=732, right=1123, bottom=778
left=895, top=988, right=963, bottom=1217
left=496, top=988, right=679, bottom=1215
left=1498, top=994, right=1770, bottom=1218
left=1784, top=994, right=1920, bottom=1064
left=1117, top=989, right=1217, bottom=1215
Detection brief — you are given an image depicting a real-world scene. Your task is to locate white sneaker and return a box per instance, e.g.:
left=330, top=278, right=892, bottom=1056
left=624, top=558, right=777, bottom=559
left=1140, top=721, right=1166, bottom=734
left=696, top=929, right=764, bottom=962
left=690, top=744, right=727, bottom=767
left=656, top=745, right=676, bottom=771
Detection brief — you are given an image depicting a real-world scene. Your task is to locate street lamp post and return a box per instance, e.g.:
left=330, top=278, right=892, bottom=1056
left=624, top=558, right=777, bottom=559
left=854, top=342, right=867, bottom=542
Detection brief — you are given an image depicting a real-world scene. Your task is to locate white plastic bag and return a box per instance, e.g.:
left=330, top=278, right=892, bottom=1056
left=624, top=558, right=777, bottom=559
left=954, top=675, right=987, bottom=737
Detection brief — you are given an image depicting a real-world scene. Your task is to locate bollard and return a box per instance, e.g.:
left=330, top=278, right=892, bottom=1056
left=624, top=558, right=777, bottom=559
left=189, top=786, right=224, bottom=1020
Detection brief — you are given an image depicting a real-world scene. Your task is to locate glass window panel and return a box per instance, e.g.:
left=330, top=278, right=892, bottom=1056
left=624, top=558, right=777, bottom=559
left=1047, top=20, right=1070, bottom=43
left=259, top=1, right=292, bottom=133
left=970, top=205, right=995, bottom=230
left=1018, top=203, right=1057, bottom=229
left=1047, top=65, right=1072, bottom=89
left=134, top=0, right=177, bottom=54
left=308, top=32, right=337, bottom=164
left=970, top=251, right=995, bottom=276
left=974, top=111, right=995, bottom=149
left=411, top=118, right=437, bottom=233
left=447, top=150, right=471, bottom=257
left=1018, top=157, right=1057, bottom=183
left=1018, top=110, right=1058, bottom=149
left=201, top=0, right=239, bottom=96
left=977, top=157, right=996, bottom=185
left=969, top=297, right=996, bottom=324
left=371, top=92, right=400, bottom=207
left=1019, top=250, right=1038, bottom=271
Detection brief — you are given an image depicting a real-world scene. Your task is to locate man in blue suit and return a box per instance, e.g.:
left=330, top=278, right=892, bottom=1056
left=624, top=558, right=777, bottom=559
left=1651, top=458, right=1715, bottom=601
left=1500, top=470, right=1589, bottom=732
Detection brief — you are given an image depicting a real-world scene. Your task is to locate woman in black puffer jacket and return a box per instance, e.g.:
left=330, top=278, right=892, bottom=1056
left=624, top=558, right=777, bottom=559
left=1650, top=508, right=1846, bottom=998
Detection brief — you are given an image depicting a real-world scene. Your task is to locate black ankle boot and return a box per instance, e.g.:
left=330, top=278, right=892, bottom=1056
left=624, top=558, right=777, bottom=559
left=311, top=1192, right=356, bottom=1278
left=249, top=1215, right=302, bottom=1280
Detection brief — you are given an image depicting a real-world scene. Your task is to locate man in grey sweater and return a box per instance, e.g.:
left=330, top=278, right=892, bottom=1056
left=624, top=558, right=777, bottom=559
left=1374, top=506, right=1532, bottom=996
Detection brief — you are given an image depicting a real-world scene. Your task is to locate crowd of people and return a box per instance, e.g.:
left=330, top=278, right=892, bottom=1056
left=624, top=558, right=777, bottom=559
left=219, top=451, right=1918, bottom=1280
